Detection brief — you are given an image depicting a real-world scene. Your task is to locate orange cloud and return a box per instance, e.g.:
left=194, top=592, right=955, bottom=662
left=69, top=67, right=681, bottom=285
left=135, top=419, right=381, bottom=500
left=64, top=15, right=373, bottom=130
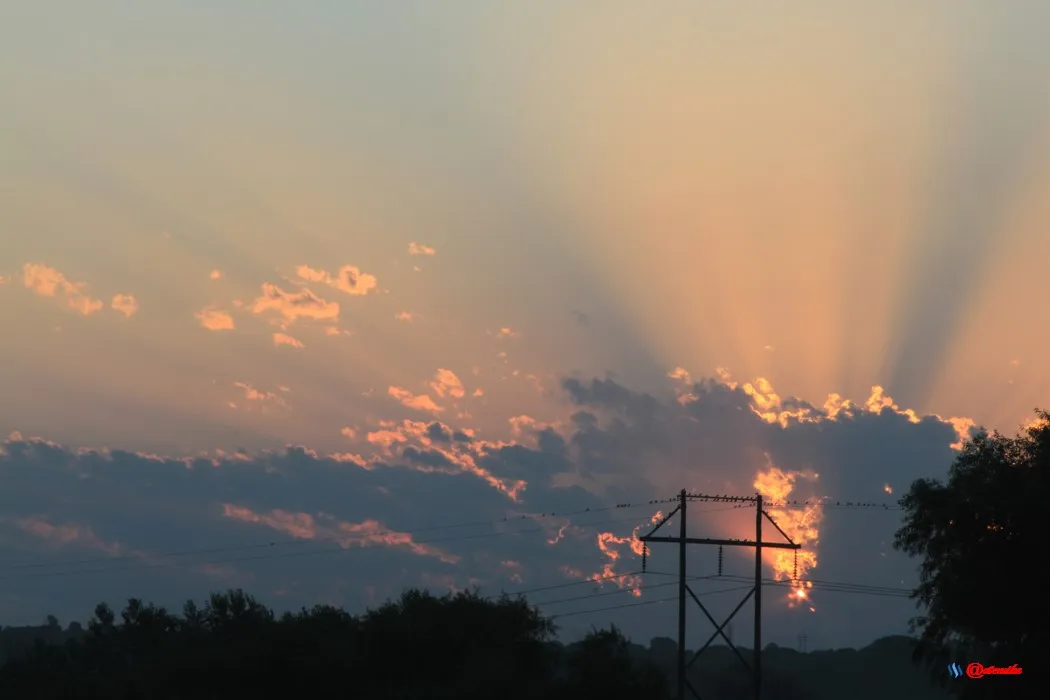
left=429, top=369, right=465, bottom=399
left=329, top=452, right=370, bottom=467
left=754, top=463, right=822, bottom=605
left=250, top=282, right=340, bottom=324
left=195, top=306, right=235, bottom=330
left=273, top=332, right=305, bottom=349
left=295, top=264, right=378, bottom=296
left=231, top=381, right=288, bottom=409
left=209, top=269, right=222, bottom=280
left=221, top=504, right=457, bottom=563
left=395, top=311, right=417, bottom=322
left=360, top=419, right=524, bottom=500
left=387, top=386, right=443, bottom=414
left=492, top=327, right=518, bottom=340
left=688, top=367, right=976, bottom=448
left=110, top=293, right=138, bottom=317
left=407, top=242, right=435, bottom=255
left=21, top=263, right=104, bottom=315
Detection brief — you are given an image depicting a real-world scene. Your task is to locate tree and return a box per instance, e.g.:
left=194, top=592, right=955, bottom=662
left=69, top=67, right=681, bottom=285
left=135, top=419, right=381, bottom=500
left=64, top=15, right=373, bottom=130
left=894, top=410, right=1048, bottom=698
left=556, top=625, right=669, bottom=700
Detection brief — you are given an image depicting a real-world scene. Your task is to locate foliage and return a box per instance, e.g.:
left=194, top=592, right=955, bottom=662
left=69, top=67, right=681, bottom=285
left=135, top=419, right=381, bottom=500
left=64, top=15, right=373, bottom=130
left=0, top=587, right=666, bottom=700
left=894, top=409, right=1048, bottom=698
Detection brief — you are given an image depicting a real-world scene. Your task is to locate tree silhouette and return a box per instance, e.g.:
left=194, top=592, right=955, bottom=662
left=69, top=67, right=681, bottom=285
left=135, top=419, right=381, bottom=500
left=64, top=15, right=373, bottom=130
left=895, top=409, right=1047, bottom=699
left=0, top=587, right=677, bottom=699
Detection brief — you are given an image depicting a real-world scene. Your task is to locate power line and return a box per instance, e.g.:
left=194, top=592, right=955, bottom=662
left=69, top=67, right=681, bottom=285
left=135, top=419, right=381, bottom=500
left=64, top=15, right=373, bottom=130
left=0, top=494, right=899, bottom=576
left=0, top=503, right=752, bottom=580
left=1, top=500, right=676, bottom=572
left=716, top=574, right=912, bottom=596
left=518, top=575, right=719, bottom=607
left=550, top=585, right=756, bottom=620
left=550, top=595, right=680, bottom=619
left=0, top=514, right=655, bottom=582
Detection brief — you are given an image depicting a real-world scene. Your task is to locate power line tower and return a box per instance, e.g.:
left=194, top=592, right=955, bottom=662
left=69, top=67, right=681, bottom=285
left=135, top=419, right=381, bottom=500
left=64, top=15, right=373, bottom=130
left=797, top=633, right=807, bottom=654
left=639, top=489, right=802, bottom=700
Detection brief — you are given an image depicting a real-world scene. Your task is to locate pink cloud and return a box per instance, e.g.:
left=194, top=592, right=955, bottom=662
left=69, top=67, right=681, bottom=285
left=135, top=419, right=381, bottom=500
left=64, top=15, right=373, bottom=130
left=13, top=517, right=125, bottom=557
left=388, top=386, right=443, bottom=414
left=195, top=306, right=235, bottom=330
left=360, top=419, right=525, bottom=500
left=407, top=242, right=435, bottom=256
left=251, top=282, right=340, bottom=323
left=111, top=293, right=138, bottom=317
left=209, top=269, right=222, bottom=280
left=230, top=382, right=288, bottom=410
left=491, top=327, right=518, bottom=340
left=296, top=264, right=377, bottom=297
left=221, top=504, right=457, bottom=563
left=429, top=369, right=465, bottom=399
left=395, top=311, right=417, bottom=322
left=273, top=332, right=305, bottom=349
left=21, top=263, right=104, bottom=315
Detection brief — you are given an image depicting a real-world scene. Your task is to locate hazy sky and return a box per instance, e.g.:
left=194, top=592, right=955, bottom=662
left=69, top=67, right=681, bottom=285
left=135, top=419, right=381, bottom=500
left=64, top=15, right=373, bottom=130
left=1, top=1, right=1048, bottom=650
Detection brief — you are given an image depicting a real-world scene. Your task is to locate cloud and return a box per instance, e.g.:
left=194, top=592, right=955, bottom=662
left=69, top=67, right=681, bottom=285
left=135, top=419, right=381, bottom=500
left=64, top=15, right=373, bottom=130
left=209, top=269, right=222, bottom=280
left=387, top=386, right=443, bottom=414
left=273, top=332, right=305, bottom=349
left=429, top=369, right=465, bottom=399
left=110, top=294, right=138, bottom=318
left=295, top=265, right=378, bottom=297
left=231, top=382, right=289, bottom=410
left=195, top=306, right=235, bottom=331
left=492, top=327, right=519, bottom=340
left=21, top=263, right=104, bottom=316
left=222, top=504, right=458, bottom=563
left=407, top=242, right=435, bottom=256
left=251, top=282, right=340, bottom=323
left=12, top=517, right=125, bottom=558
left=0, top=428, right=604, bottom=629
left=395, top=311, right=417, bottom=322
left=0, top=369, right=985, bottom=648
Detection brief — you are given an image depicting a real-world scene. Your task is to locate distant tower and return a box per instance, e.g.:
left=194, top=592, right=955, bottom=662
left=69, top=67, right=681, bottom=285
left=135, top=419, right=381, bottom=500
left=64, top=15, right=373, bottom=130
left=727, top=623, right=733, bottom=646
left=797, top=633, right=807, bottom=653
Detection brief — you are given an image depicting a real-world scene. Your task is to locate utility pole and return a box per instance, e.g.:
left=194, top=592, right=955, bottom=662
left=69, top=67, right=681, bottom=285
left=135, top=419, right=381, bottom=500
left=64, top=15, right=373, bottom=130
left=677, top=489, right=687, bottom=700
left=754, top=493, right=762, bottom=700
left=639, top=491, right=802, bottom=700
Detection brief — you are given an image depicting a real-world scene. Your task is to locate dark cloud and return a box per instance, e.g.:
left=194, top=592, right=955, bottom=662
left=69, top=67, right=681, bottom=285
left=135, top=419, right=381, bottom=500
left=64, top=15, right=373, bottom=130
left=0, top=370, right=975, bottom=649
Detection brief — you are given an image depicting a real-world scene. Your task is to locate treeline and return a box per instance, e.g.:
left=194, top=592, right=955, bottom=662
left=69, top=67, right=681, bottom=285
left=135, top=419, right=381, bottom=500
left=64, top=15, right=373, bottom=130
left=0, top=587, right=953, bottom=700
left=0, top=587, right=657, bottom=700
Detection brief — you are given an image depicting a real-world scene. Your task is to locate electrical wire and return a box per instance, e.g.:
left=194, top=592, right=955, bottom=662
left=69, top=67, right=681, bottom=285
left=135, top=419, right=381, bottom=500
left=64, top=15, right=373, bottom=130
left=0, top=503, right=746, bottom=581
left=1, top=500, right=675, bottom=572
left=549, top=585, right=756, bottom=620
left=0, top=514, right=651, bottom=582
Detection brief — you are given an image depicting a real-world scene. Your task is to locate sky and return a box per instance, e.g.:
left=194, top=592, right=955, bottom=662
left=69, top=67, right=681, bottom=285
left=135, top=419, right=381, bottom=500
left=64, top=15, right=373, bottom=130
left=1, top=1, right=1048, bottom=651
